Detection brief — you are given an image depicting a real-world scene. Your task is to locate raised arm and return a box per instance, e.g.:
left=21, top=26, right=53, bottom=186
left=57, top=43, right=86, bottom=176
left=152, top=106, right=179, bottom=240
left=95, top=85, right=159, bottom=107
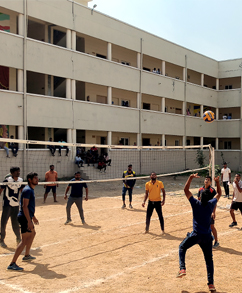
left=214, top=176, right=222, bottom=202
left=184, top=173, right=200, bottom=200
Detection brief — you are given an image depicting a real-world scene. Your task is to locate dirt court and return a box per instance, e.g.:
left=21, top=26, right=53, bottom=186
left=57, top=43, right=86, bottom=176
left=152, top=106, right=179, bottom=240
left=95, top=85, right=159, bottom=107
left=0, top=175, right=241, bottom=293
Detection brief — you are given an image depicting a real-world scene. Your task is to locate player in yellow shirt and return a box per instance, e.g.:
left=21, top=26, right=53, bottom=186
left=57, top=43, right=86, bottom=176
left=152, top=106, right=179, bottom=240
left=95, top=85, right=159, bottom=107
left=142, top=172, right=166, bottom=234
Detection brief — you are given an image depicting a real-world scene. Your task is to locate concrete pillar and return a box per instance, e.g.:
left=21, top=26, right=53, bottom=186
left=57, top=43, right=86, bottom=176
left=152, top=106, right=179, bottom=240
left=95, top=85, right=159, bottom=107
left=107, top=86, right=112, bottom=105
left=183, top=136, right=186, bottom=147
left=137, top=133, right=141, bottom=147
left=107, top=42, right=112, bottom=61
left=18, top=126, right=24, bottom=149
left=216, top=108, right=219, bottom=120
left=201, top=73, right=204, bottom=86
left=18, top=14, right=24, bottom=36
left=137, top=52, right=141, bottom=69
left=161, top=97, right=165, bottom=112
left=72, top=129, right=76, bottom=144
left=216, top=78, right=219, bottom=90
left=67, top=129, right=72, bottom=143
left=162, top=134, right=165, bottom=147
left=137, top=92, right=141, bottom=109
left=66, top=29, right=71, bottom=49
left=71, top=80, right=76, bottom=100
left=216, top=138, right=219, bottom=150
left=183, top=67, right=186, bottom=81
left=200, top=137, right=204, bottom=148
left=71, top=31, right=76, bottom=50
left=17, top=69, right=24, bottom=92
left=107, top=131, right=112, bottom=146
left=200, top=105, right=204, bottom=118
left=183, top=101, right=186, bottom=115
left=66, top=79, right=71, bottom=99
left=162, top=61, right=166, bottom=75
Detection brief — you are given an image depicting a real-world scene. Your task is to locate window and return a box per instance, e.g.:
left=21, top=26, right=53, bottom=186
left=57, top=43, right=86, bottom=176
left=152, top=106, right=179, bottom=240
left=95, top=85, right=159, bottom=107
left=225, top=85, right=232, bottom=89
left=143, top=103, right=150, bottom=110
left=175, top=140, right=179, bottom=146
left=96, top=53, right=106, bottom=59
left=121, top=100, right=129, bottom=107
left=224, top=141, right=231, bottom=149
left=121, top=61, right=130, bottom=66
left=120, top=138, right=129, bottom=145
left=143, top=67, right=150, bottom=72
left=186, top=140, right=190, bottom=146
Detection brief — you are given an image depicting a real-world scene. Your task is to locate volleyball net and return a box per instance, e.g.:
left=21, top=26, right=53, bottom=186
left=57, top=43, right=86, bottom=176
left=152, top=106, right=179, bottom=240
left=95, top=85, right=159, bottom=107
left=0, top=137, right=214, bottom=186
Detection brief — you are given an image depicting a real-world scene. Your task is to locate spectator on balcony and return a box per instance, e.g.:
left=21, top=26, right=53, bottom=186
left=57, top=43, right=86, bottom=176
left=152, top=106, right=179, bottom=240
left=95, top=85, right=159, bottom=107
left=58, top=139, right=69, bottom=156
left=228, top=114, right=232, bottom=120
left=47, top=137, right=56, bottom=156
left=75, top=154, right=84, bottom=168
left=186, top=108, right=191, bottom=116
left=157, top=68, right=161, bottom=74
left=104, top=153, right=111, bottom=166
left=153, top=68, right=157, bottom=73
left=223, top=114, right=227, bottom=120
left=0, top=139, right=9, bottom=158
left=86, top=150, right=94, bottom=166
left=87, top=96, right=90, bottom=102
left=9, top=135, right=18, bottom=157
left=90, top=146, right=98, bottom=162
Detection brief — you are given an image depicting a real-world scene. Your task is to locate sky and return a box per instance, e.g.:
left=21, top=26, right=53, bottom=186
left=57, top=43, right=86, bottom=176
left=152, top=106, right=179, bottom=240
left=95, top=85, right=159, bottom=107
left=88, top=0, right=242, bottom=61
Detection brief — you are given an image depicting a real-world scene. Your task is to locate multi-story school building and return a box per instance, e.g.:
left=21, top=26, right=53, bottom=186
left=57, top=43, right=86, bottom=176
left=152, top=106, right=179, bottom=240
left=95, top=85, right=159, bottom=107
left=1, top=0, right=242, bottom=171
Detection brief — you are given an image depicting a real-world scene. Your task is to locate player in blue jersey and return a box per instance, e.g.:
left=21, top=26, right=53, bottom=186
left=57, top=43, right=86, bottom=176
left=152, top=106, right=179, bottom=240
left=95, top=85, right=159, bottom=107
left=7, top=172, right=39, bottom=271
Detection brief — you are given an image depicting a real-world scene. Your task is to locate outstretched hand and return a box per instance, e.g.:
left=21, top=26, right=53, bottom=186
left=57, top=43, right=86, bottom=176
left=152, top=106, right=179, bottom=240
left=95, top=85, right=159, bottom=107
left=190, top=173, right=200, bottom=179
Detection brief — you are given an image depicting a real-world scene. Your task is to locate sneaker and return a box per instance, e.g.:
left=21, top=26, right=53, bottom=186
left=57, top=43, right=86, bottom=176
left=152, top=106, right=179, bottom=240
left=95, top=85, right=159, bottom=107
left=7, top=263, right=23, bottom=271
left=82, top=220, right=86, bottom=225
left=122, top=204, right=126, bottom=209
left=65, top=219, right=72, bottom=225
left=0, top=241, right=7, bottom=248
left=129, top=204, right=133, bottom=209
left=213, top=241, right=220, bottom=248
left=229, top=222, right=237, bottom=227
left=144, top=230, right=149, bottom=234
left=208, top=284, right=216, bottom=291
left=176, top=269, right=186, bottom=278
left=22, top=255, right=36, bottom=261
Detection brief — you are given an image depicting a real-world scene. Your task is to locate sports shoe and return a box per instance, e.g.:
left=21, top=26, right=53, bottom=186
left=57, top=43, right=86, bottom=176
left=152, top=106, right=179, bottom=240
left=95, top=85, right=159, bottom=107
left=7, top=263, right=23, bottom=271
left=208, top=284, right=216, bottom=291
left=213, top=241, right=220, bottom=248
left=144, top=230, right=149, bottom=234
left=176, top=269, right=186, bottom=278
left=0, top=241, right=7, bottom=248
left=229, top=222, right=237, bottom=227
left=82, top=220, right=86, bottom=225
left=22, top=255, right=36, bottom=261
left=65, top=219, right=72, bottom=225
left=122, top=204, right=126, bottom=209
left=129, top=204, right=133, bottom=209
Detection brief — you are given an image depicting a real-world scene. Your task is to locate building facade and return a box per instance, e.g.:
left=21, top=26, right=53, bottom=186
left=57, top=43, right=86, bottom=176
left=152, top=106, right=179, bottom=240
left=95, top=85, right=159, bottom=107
left=0, top=0, right=242, bottom=170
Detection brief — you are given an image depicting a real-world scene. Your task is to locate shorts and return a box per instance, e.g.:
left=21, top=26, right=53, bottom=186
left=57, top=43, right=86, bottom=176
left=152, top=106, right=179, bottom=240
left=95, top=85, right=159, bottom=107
left=45, top=186, right=57, bottom=193
left=230, top=201, right=242, bottom=213
left=18, top=215, right=32, bottom=234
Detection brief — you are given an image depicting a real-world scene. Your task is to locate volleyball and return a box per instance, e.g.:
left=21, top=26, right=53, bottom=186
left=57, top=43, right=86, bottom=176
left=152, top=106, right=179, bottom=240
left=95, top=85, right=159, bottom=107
left=203, top=110, right=215, bottom=123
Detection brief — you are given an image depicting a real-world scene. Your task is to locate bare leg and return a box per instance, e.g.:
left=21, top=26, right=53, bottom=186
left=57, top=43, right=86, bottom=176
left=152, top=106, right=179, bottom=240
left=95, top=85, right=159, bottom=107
left=211, top=224, right=218, bottom=242
left=11, top=232, right=33, bottom=264
left=25, top=229, right=36, bottom=256
left=53, top=193, right=57, bottom=202
left=230, top=209, right=236, bottom=222
left=44, top=192, right=49, bottom=203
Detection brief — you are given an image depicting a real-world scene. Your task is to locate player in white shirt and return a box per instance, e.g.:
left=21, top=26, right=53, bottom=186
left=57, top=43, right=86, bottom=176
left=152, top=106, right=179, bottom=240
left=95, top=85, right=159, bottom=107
left=229, top=173, right=242, bottom=228
left=221, top=162, right=231, bottom=198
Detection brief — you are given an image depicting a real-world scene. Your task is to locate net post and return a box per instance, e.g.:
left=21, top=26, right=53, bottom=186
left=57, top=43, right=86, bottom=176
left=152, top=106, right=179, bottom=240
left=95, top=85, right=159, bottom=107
left=209, top=145, right=215, bottom=187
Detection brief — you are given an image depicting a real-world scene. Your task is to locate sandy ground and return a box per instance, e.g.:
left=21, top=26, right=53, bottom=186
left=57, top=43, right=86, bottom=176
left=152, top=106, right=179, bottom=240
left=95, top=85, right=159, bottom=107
left=0, top=175, right=241, bottom=293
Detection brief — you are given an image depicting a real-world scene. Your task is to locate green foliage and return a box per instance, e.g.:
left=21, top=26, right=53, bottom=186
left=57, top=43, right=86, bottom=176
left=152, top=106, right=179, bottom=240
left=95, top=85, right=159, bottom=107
left=196, top=150, right=206, bottom=168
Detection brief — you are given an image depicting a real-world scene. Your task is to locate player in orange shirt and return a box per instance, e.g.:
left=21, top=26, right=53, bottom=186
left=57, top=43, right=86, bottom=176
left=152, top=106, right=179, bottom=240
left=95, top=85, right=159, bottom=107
left=44, top=165, right=58, bottom=203
left=142, top=172, right=166, bottom=234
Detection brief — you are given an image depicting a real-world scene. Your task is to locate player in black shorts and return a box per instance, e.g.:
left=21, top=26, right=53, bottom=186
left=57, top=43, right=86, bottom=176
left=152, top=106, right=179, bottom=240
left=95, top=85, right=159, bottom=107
left=229, top=173, right=242, bottom=227
left=7, top=172, right=39, bottom=271
left=197, top=175, right=219, bottom=248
